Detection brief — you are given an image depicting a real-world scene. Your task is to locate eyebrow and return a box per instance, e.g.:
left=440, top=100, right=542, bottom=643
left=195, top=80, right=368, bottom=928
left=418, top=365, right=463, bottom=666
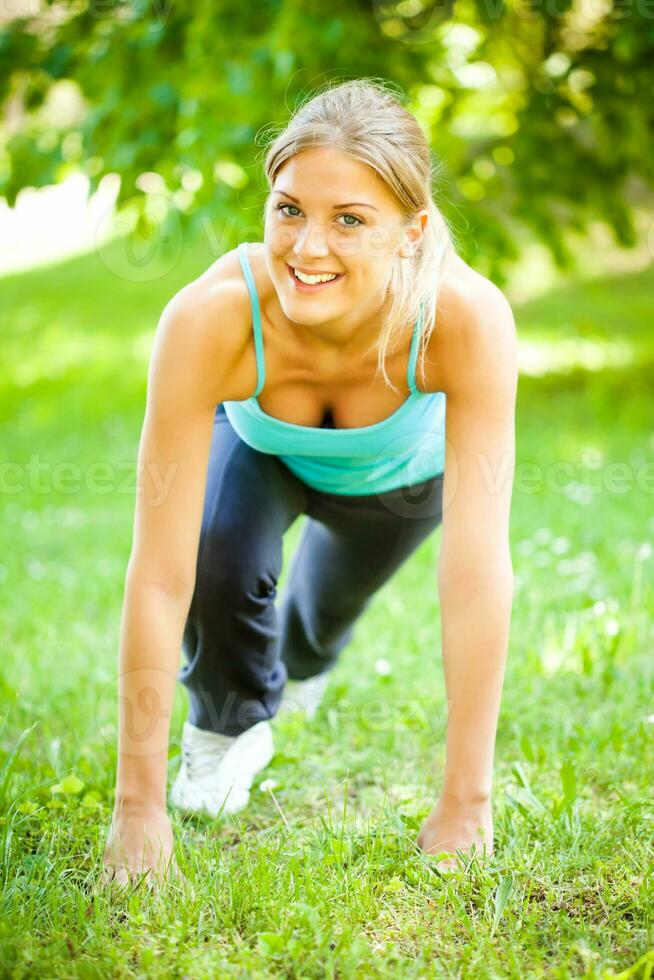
left=272, top=190, right=379, bottom=212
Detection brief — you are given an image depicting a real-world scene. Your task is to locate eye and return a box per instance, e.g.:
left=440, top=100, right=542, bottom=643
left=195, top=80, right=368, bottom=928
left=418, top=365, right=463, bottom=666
left=275, top=202, right=301, bottom=218
left=337, top=213, right=364, bottom=228
left=274, top=202, right=364, bottom=228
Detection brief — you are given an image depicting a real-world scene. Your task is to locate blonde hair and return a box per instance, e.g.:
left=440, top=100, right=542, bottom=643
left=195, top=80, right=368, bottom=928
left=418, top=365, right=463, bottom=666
left=259, top=77, right=456, bottom=392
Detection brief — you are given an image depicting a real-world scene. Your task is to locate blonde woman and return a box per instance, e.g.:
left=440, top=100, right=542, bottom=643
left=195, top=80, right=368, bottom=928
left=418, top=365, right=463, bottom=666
left=101, top=79, right=517, bottom=887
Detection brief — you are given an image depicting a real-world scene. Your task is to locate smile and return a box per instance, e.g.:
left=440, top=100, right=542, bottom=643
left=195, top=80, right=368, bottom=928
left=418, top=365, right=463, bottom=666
left=286, top=264, right=344, bottom=292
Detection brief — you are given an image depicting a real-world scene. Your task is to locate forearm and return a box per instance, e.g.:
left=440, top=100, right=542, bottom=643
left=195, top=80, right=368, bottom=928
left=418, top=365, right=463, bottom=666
left=437, top=569, right=513, bottom=802
left=114, top=572, right=192, bottom=812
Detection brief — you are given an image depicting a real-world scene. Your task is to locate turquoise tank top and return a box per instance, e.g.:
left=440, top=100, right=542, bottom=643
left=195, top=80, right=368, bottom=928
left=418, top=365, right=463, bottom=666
left=223, top=242, right=446, bottom=496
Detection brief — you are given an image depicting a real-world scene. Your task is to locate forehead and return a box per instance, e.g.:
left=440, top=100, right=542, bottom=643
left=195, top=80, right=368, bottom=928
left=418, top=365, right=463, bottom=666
left=273, top=146, right=397, bottom=209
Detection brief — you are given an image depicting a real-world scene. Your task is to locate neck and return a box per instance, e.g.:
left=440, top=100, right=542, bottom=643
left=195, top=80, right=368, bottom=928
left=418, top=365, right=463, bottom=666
left=266, top=289, right=394, bottom=361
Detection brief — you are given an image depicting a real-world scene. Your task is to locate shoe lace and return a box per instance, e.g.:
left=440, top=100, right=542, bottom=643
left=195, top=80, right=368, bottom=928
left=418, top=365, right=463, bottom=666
left=182, top=735, right=233, bottom=782
left=182, top=746, right=194, bottom=778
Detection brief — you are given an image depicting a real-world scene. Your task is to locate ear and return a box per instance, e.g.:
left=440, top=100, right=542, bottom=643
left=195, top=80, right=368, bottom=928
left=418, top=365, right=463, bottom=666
left=398, top=209, right=429, bottom=258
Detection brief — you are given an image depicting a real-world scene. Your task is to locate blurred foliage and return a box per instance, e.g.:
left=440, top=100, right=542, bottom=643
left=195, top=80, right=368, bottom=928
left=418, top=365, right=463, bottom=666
left=0, top=0, right=653, bottom=280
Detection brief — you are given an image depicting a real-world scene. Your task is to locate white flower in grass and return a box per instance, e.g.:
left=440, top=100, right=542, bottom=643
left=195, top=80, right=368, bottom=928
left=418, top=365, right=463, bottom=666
left=635, top=542, right=653, bottom=561
left=22, top=511, right=39, bottom=531
left=563, top=482, right=594, bottom=506
left=604, top=618, right=620, bottom=637
left=27, top=559, right=46, bottom=580
left=260, top=779, right=277, bottom=793
left=374, top=658, right=392, bottom=676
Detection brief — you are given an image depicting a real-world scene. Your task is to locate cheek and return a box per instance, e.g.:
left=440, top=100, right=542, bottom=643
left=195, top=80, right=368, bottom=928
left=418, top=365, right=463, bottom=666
left=362, top=224, right=402, bottom=262
left=268, top=227, right=297, bottom=254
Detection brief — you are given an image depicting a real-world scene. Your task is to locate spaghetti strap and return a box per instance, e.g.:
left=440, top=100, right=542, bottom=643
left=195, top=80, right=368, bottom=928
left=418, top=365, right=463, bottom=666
left=237, top=242, right=266, bottom=397
left=406, top=301, right=425, bottom=395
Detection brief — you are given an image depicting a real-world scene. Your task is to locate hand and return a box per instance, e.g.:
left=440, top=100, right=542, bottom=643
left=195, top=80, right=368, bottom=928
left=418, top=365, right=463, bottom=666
left=99, top=803, right=183, bottom=891
left=416, top=794, right=493, bottom=872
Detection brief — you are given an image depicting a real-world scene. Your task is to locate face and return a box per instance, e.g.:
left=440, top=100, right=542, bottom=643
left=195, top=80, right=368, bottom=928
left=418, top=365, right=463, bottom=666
left=263, top=146, right=427, bottom=341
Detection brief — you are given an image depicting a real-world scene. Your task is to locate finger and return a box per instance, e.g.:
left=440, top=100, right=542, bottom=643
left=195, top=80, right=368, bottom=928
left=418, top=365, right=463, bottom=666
left=97, top=866, right=114, bottom=890
left=111, top=866, right=132, bottom=887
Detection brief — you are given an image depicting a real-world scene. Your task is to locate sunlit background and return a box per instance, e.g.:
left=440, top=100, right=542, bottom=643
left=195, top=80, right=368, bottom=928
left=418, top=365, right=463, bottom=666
left=1, top=1, right=653, bottom=975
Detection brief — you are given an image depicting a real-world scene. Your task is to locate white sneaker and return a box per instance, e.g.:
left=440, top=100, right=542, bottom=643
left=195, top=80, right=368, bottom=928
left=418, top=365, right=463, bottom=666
left=279, top=673, right=330, bottom=721
left=170, top=719, right=273, bottom=818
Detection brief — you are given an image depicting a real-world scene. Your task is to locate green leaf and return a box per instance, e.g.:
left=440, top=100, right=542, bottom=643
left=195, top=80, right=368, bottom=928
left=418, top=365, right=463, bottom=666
left=50, top=774, right=85, bottom=795
left=560, top=758, right=578, bottom=805
left=258, top=932, right=286, bottom=956
left=491, top=875, right=514, bottom=938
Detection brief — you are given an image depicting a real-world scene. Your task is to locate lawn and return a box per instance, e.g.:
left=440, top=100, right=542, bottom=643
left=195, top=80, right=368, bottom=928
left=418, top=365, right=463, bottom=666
left=1, top=229, right=652, bottom=978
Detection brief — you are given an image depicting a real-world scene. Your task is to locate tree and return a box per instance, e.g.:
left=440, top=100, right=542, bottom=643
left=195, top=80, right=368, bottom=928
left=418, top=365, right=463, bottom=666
left=1, top=0, right=652, bottom=280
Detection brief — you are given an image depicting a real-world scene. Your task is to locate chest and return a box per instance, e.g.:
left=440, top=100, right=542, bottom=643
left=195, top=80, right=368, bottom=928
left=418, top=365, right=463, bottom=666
left=257, top=377, right=412, bottom=429
left=257, top=331, right=443, bottom=430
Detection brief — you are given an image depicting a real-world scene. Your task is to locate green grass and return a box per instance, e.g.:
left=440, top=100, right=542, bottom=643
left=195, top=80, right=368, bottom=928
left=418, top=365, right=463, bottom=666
left=1, top=231, right=653, bottom=977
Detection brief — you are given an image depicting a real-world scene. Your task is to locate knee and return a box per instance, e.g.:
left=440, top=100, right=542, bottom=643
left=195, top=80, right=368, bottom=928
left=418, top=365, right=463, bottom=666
left=194, top=522, right=280, bottom=611
left=285, top=593, right=355, bottom=650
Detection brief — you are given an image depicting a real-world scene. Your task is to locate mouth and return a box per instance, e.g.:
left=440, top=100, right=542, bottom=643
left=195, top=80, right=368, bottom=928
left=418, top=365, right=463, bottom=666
left=286, top=263, right=345, bottom=293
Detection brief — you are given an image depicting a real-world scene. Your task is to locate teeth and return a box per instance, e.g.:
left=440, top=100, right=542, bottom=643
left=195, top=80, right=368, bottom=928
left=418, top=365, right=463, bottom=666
left=293, top=268, right=339, bottom=285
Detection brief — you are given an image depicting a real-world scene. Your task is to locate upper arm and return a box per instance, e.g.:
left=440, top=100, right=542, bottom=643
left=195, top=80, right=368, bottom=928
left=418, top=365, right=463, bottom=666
left=127, top=284, right=241, bottom=599
left=438, top=280, right=518, bottom=586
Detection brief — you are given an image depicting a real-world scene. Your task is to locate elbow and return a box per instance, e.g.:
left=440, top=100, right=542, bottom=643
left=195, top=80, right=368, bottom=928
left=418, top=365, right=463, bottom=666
left=438, top=556, right=514, bottom=596
left=126, top=556, right=196, bottom=605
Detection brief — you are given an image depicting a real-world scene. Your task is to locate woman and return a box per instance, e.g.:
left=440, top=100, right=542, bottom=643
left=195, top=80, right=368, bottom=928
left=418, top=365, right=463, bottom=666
left=101, top=79, right=517, bottom=887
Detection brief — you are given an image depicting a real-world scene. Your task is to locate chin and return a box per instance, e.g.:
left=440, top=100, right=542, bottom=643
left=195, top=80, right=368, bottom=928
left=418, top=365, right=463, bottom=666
left=281, top=298, right=335, bottom=324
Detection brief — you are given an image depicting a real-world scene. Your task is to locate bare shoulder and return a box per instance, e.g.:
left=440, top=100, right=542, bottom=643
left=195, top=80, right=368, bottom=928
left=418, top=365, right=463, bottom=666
left=155, top=246, right=256, bottom=405
left=432, top=252, right=517, bottom=399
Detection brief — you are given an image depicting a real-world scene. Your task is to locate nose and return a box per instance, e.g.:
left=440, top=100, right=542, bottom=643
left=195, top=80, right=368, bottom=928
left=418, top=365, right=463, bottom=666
left=292, top=220, right=330, bottom=260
